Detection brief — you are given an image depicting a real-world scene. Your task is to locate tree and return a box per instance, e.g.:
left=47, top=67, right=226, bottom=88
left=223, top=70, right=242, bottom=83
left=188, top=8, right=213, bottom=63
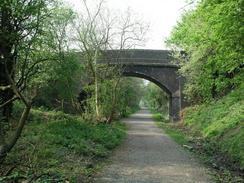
left=116, top=77, right=145, bottom=117
left=32, top=4, right=82, bottom=113
left=0, top=0, right=51, bottom=161
left=75, top=0, right=148, bottom=122
left=167, top=0, right=244, bottom=103
left=0, top=0, right=76, bottom=161
left=143, top=82, right=169, bottom=117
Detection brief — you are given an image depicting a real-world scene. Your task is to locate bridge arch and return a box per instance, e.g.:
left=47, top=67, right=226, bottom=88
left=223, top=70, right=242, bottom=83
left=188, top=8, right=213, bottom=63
left=123, top=70, right=171, bottom=95
left=99, top=49, right=184, bottom=121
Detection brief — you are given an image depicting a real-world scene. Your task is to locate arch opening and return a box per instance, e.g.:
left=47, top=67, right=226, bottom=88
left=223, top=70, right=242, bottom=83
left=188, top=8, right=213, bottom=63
left=122, top=72, right=171, bottom=120
left=123, top=71, right=172, bottom=97
left=122, top=70, right=180, bottom=121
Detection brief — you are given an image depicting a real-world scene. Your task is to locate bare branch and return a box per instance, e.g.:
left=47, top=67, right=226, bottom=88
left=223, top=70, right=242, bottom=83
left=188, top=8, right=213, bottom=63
left=0, top=96, right=19, bottom=109
left=0, top=85, right=11, bottom=91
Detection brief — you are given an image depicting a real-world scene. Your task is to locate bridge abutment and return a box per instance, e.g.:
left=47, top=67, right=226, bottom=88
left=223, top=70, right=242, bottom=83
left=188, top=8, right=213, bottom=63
left=169, top=96, right=180, bottom=121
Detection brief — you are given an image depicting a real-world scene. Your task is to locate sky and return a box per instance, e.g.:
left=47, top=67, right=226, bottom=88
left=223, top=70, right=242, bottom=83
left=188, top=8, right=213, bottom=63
left=66, top=0, right=189, bottom=50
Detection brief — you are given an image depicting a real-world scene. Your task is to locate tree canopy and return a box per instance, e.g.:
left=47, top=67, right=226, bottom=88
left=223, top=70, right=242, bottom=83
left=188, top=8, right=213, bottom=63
left=167, top=0, right=244, bottom=102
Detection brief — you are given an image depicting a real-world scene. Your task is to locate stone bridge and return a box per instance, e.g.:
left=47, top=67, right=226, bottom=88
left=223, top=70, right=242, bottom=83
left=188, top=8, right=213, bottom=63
left=99, top=49, right=185, bottom=121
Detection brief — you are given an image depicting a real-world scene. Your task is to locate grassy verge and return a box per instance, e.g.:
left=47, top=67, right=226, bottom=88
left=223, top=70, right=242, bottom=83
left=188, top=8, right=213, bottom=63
left=0, top=107, right=126, bottom=182
left=183, top=85, right=244, bottom=170
left=153, top=113, right=243, bottom=183
left=152, top=84, right=244, bottom=183
left=153, top=113, right=188, bottom=145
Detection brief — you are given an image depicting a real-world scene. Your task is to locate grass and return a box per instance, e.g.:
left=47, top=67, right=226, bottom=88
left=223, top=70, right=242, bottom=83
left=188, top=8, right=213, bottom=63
left=152, top=84, right=244, bottom=183
left=152, top=113, right=189, bottom=145
left=183, top=84, right=244, bottom=170
left=0, top=107, right=126, bottom=182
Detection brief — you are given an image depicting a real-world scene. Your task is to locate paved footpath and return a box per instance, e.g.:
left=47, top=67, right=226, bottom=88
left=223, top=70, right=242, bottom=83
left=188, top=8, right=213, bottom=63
left=94, top=109, right=213, bottom=183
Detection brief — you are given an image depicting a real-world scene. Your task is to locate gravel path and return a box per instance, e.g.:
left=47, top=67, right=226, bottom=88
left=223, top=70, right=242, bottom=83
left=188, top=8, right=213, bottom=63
left=94, top=109, right=213, bottom=183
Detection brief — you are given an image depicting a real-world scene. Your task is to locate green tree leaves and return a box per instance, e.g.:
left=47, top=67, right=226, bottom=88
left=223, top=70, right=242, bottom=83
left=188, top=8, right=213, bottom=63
left=143, top=83, right=169, bottom=117
left=167, top=0, right=244, bottom=102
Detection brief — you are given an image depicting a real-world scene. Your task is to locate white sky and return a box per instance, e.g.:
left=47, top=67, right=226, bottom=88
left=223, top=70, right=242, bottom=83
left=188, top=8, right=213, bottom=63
left=66, top=0, right=190, bottom=49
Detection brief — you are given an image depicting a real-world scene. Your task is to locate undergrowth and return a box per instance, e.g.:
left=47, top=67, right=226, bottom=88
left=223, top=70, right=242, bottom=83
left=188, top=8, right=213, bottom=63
left=183, top=84, right=244, bottom=170
left=0, top=107, right=126, bottom=182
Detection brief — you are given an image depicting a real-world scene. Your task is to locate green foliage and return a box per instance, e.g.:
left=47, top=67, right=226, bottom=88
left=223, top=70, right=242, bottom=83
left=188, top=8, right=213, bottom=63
left=167, top=0, right=244, bottom=176
left=1, top=106, right=126, bottom=182
left=183, top=84, right=244, bottom=170
left=33, top=52, right=84, bottom=112
left=151, top=111, right=189, bottom=145
left=153, top=111, right=244, bottom=182
left=116, top=78, right=144, bottom=117
left=167, top=0, right=244, bottom=102
left=45, top=119, right=125, bottom=156
left=1, top=0, right=144, bottom=179
left=82, top=77, right=144, bottom=121
left=30, top=3, right=81, bottom=112
left=152, top=113, right=165, bottom=122
left=143, top=82, right=169, bottom=117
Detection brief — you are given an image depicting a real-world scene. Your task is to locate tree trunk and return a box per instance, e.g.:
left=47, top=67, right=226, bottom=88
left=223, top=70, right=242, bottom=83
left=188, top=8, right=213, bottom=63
left=95, top=74, right=100, bottom=119
left=94, top=50, right=100, bottom=120
left=0, top=105, right=31, bottom=162
left=0, top=5, right=15, bottom=123
left=107, top=78, right=121, bottom=123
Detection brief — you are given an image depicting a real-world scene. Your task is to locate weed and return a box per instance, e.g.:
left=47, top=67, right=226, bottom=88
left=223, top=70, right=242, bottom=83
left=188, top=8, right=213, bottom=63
left=0, top=107, right=126, bottom=182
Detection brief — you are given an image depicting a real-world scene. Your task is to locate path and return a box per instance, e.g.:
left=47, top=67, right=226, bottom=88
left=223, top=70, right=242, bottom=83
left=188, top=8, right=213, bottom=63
left=94, top=109, right=212, bottom=183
